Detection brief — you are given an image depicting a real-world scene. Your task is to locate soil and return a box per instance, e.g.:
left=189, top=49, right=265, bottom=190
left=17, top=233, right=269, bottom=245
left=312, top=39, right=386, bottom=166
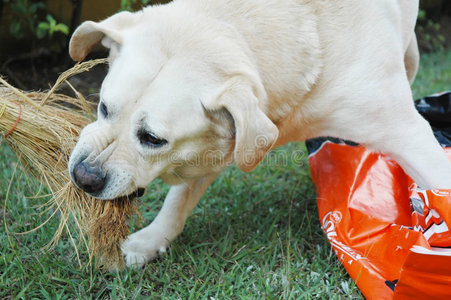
left=1, top=51, right=109, bottom=104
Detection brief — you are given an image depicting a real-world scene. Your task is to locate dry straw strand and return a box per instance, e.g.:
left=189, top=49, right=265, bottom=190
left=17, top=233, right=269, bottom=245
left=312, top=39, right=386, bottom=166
left=0, top=59, right=137, bottom=269
left=0, top=102, right=6, bottom=119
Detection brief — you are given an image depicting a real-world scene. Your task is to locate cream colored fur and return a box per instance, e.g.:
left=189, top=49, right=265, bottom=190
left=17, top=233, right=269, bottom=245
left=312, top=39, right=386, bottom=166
left=68, top=0, right=451, bottom=268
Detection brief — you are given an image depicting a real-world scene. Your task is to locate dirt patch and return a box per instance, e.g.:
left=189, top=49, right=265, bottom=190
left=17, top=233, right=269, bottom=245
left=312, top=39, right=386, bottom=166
left=1, top=52, right=108, bottom=106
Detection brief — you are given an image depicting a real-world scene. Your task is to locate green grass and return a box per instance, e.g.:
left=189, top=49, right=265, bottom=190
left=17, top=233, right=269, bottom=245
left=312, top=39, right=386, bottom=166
left=412, top=50, right=451, bottom=99
left=1, top=50, right=451, bottom=299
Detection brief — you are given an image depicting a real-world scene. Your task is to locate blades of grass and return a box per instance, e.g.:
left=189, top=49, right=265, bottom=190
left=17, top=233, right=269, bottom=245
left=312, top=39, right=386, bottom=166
left=39, top=287, right=53, bottom=300
left=12, top=281, right=33, bottom=300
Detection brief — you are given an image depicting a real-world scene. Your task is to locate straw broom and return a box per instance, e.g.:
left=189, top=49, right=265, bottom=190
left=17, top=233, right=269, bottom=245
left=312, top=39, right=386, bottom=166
left=0, top=59, right=137, bottom=269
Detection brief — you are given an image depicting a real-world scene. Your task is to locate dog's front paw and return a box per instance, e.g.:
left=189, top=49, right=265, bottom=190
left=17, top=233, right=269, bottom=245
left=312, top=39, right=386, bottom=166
left=121, top=225, right=170, bottom=268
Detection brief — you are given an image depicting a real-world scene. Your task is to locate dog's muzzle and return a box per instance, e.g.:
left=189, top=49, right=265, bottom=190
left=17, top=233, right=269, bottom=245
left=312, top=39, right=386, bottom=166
left=71, top=160, right=146, bottom=199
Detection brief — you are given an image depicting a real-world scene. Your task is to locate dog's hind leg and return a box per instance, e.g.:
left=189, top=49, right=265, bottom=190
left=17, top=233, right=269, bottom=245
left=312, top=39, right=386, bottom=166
left=371, top=110, right=451, bottom=189
left=321, top=76, right=451, bottom=189
left=121, top=173, right=218, bottom=268
left=367, top=98, right=451, bottom=189
left=367, top=41, right=451, bottom=188
left=367, top=78, right=451, bottom=189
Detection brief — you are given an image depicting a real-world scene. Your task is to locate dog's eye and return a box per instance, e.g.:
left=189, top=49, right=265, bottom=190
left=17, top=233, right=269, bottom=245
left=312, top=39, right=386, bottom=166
left=137, top=129, right=168, bottom=147
left=99, top=102, right=108, bottom=118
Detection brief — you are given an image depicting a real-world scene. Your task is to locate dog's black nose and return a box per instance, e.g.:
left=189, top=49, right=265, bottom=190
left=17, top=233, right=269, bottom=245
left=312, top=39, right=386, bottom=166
left=72, top=161, right=106, bottom=194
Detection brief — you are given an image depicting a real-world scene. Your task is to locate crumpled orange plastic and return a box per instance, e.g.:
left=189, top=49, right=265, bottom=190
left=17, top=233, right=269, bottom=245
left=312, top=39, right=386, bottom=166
left=308, top=142, right=451, bottom=299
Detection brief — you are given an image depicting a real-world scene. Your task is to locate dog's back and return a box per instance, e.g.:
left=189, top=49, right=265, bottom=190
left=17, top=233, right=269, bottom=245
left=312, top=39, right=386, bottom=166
left=174, top=0, right=419, bottom=124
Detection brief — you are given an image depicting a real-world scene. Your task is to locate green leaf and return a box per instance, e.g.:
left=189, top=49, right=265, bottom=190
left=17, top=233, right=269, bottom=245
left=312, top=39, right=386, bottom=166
left=12, top=0, right=28, bottom=14
left=54, top=24, right=69, bottom=35
left=120, top=0, right=137, bottom=11
left=36, top=24, right=48, bottom=39
left=46, top=14, right=56, bottom=27
left=418, top=9, right=426, bottom=21
left=29, top=2, right=45, bottom=14
left=9, top=20, right=22, bottom=37
left=37, top=22, right=50, bottom=30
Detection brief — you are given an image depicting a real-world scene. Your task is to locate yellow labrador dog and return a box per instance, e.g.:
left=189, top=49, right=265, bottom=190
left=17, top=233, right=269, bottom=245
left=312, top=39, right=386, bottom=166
left=68, top=0, right=451, bottom=267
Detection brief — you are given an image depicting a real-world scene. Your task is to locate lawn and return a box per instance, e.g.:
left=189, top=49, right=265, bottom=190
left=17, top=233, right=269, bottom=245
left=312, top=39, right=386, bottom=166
left=1, top=50, right=450, bottom=299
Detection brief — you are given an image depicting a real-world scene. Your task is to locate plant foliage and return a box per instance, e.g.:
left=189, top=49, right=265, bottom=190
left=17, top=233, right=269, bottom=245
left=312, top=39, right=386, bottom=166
left=4, top=0, right=68, bottom=40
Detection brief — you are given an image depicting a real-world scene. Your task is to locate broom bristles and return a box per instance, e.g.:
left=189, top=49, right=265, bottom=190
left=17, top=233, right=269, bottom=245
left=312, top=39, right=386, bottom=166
left=0, top=59, right=137, bottom=269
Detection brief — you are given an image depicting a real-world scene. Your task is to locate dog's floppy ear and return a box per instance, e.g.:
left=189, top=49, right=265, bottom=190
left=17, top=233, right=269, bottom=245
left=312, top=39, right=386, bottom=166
left=69, top=11, right=138, bottom=61
left=204, top=78, right=279, bottom=172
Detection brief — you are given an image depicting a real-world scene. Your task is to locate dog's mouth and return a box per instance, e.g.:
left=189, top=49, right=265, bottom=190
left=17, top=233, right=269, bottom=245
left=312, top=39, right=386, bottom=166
left=110, top=187, right=146, bottom=202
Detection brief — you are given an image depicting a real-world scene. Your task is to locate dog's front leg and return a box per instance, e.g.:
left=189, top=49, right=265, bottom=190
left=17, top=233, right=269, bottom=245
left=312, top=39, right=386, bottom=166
left=122, top=173, right=218, bottom=268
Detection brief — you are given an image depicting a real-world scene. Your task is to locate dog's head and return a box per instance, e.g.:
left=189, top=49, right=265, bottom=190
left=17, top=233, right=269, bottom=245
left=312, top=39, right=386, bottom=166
left=68, top=7, right=278, bottom=200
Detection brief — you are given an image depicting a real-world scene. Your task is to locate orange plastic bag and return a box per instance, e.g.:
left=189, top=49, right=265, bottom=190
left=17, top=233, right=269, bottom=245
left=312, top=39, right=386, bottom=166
left=306, top=92, right=451, bottom=299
